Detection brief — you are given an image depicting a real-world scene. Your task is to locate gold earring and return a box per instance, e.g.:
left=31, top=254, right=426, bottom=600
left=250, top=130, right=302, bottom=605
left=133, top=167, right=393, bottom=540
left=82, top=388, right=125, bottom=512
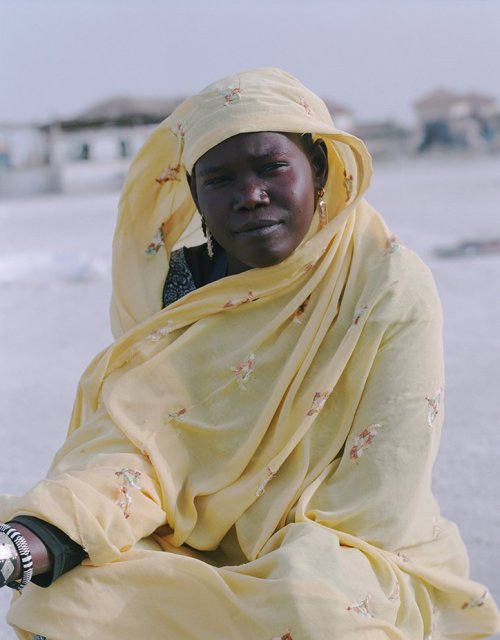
left=317, top=188, right=327, bottom=228
left=206, top=229, right=214, bottom=259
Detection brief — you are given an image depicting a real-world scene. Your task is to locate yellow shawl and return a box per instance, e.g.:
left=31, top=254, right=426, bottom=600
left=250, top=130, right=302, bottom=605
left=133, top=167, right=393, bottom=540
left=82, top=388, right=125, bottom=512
left=1, top=68, right=498, bottom=639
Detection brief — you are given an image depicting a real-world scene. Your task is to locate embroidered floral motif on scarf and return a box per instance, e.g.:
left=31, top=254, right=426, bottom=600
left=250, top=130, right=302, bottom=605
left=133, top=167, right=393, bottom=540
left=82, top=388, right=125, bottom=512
left=156, top=164, right=181, bottom=185
left=432, top=515, right=442, bottom=540
left=168, top=408, right=187, bottom=421
left=351, top=305, right=369, bottom=327
left=384, top=234, right=403, bottom=255
left=145, top=226, right=165, bottom=255
left=173, top=122, right=186, bottom=144
left=388, top=582, right=400, bottom=601
left=223, top=291, right=255, bottom=309
left=425, top=388, right=442, bottom=427
left=349, top=424, right=382, bottom=462
left=462, top=590, right=489, bottom=610
left=343, top=168, right=354, bottom=202
left=293, top=295, right=311, bottom=323
left=218, top=84, right=242, bottom=105
left=147, top=321, right=174, bottom=342
left=299, top=96, right=314, bottom=116
left=114, top=468, right=142, bottom=519
left=256, top=466, right=276, bottom=497
left=230, top=353, right=256, bottom=390
left=347, top=594, right=373, bottom=618
left=307, top=391, right=331, bottom=416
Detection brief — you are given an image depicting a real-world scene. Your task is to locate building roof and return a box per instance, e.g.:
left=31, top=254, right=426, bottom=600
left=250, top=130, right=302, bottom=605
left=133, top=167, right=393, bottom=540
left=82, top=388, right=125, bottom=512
left=54, top=96, right=185, bottom=130
left=462, top=92, right=497, bottom=108
left=414, top=89, right=462, bottom=109
left=415, top=88, right=497, bottom=111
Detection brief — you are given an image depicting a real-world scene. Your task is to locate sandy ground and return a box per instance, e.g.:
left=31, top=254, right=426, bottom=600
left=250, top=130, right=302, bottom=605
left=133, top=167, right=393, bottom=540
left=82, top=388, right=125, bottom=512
left=1, top=154, right=499, bottom=638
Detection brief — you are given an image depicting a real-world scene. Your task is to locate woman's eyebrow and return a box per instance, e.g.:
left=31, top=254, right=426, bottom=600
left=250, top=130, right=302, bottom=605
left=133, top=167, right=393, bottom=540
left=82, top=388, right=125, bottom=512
left=197, top=149, right=289, bottom=178
left=253, top=149, right=289, bottom=161
left=196, top=164, right=227, bottom=178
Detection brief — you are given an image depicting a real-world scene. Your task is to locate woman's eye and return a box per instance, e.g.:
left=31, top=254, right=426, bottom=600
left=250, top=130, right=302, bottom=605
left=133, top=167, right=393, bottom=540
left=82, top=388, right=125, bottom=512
left=204, top=176, right=229, bottom=186
left=261, top=162, right=288, bottom=174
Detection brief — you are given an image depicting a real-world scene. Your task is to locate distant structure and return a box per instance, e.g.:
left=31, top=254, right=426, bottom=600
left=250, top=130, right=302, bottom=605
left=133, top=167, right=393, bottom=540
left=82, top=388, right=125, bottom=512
left=62, top=96, right=184, bottom=128
left=414, top=88, right=498, bottom=152
left=322, top=101, right=410, bottom=158
left=353, top=121, right=411, bottom=158
left=0, top=123, right=58, bottom=197
left=0, top=96, right=184, bottom=197
left=45, top=96, right=184, bottom=164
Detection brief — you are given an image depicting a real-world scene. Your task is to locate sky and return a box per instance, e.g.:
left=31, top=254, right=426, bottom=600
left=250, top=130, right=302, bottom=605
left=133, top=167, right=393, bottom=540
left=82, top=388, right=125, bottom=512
left=1, top=0, right=499, bottom=126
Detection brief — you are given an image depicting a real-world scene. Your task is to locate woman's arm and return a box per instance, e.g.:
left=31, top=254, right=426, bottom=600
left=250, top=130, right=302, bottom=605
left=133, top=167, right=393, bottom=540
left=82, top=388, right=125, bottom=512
left=0, top=404, right=168, bottom=576
left=4, top=515, right=89, bottom=588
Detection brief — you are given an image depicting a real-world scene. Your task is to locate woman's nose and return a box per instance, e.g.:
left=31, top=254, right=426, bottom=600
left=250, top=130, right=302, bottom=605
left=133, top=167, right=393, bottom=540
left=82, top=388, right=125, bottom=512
left=233, top=179, right=270, bottom=211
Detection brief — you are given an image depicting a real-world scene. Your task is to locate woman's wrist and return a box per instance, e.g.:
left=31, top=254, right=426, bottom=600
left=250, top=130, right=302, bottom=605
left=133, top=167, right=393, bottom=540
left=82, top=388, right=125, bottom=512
left=0, top=522, right=33, bottom=589
left=0, top=521, right=53, bottom=589
left=0, top=530, right=20, bottom=585
left=11, top=522, right=53, bottom=577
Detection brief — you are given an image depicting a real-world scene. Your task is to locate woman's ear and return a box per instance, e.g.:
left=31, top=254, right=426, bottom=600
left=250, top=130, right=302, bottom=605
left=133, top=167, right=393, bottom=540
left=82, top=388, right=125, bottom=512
left=310, top=138, right=329, bottom=190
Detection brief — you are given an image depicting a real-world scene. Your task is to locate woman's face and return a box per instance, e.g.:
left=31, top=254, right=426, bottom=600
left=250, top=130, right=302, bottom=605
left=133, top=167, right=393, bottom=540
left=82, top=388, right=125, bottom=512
left=190, top=132, right=328, bottom=275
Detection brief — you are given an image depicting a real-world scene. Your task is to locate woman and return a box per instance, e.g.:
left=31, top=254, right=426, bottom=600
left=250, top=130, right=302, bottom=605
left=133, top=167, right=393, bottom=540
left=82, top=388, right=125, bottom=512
left=0, top=68, right=498, bottom=639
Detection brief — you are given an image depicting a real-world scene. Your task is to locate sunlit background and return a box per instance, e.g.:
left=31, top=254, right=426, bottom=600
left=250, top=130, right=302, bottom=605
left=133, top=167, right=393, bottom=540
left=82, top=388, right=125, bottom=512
left=1, top=1, right=499, bottom=637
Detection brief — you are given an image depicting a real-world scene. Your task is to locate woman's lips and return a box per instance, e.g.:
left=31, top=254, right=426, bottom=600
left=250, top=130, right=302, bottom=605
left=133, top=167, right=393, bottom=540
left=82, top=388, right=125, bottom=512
left=234, top=220, right=284, bottom=236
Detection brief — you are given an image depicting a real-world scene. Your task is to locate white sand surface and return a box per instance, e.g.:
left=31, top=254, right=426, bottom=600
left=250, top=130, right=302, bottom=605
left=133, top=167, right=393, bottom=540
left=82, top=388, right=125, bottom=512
left=1, top=155, right=499, bottom=638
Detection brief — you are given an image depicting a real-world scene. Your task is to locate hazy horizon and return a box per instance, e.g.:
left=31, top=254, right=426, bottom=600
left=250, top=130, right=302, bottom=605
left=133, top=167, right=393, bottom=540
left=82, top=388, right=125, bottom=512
left=1, top=0, right=499, bottom=126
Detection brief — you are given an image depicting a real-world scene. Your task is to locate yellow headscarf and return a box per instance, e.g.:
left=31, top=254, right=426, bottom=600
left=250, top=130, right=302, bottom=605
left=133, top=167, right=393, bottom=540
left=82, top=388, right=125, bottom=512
left=110, top=67, right=371, bottom=337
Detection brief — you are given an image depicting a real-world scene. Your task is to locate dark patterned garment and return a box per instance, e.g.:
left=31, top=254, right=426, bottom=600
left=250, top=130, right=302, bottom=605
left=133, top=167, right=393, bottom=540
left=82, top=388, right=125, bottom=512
left=162, top=248, right=197, bottom=308
left=162, top=243, right=227, bottom=308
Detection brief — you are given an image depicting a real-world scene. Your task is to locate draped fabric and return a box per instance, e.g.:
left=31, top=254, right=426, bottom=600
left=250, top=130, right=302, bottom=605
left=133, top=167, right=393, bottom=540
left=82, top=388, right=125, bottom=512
left=1, top=68, right=498, bottom=639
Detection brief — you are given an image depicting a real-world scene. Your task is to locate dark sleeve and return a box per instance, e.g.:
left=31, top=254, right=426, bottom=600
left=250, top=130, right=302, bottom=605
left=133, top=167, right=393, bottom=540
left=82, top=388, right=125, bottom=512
left=10, top=515, right=87, bottom=587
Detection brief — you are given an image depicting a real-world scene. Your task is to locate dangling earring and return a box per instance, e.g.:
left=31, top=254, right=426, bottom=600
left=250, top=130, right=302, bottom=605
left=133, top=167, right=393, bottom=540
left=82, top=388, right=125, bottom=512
left=317, top=188, right=327, bottom=228
left=201, top=216, right=214, bottom=259
left=206, top=229, right=214, bottom=259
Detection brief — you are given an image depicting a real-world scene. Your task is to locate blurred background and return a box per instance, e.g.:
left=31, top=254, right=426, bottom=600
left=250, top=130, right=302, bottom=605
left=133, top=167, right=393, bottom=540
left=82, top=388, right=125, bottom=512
left=1, top=0, right=499, bottom=637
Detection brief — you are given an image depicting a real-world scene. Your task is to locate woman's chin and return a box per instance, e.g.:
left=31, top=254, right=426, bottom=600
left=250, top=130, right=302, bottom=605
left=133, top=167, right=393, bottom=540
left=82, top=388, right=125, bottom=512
left=227, top=248, right=291, bottom=273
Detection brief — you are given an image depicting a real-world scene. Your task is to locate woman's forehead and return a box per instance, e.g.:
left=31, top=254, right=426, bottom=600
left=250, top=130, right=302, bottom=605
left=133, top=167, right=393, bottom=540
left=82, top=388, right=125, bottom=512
left=194, top=131, right=307, bottom=173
